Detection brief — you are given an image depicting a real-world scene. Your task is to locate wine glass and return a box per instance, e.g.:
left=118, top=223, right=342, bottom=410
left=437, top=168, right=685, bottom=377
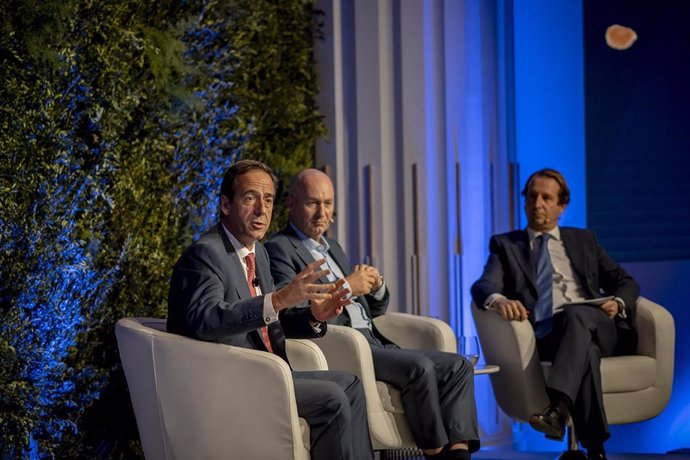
left=459, top=335, right=480, bottom=366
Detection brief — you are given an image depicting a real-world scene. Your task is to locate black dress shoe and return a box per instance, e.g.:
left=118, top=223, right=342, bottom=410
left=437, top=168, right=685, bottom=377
left=586, top=447, right=607, bottom=460
left=528, top=405, right=566, bottom=440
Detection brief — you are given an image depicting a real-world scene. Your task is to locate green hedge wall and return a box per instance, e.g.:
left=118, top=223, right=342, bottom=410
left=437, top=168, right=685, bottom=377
left=0, top=0, right=324, bottom=457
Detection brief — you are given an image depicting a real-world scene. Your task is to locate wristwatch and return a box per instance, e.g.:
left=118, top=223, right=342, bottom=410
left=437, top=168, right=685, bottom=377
left=614, top=297, right=627, bottom=318
left=371, top=275, right=384, bottom=293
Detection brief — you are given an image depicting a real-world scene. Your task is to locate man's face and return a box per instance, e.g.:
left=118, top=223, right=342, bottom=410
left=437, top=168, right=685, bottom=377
left=220, top=169, right=275, bottom=247
left=524, top=176, right=566, bottom=232
left=288, top=173, right=334, bottom=241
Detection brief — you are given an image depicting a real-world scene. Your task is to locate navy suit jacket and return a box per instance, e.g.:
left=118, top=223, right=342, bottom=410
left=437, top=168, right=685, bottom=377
left=471, top=227, right=640, bottom=333
left=265, top=225, right=393, bottom=345
left=167, top=222, right=325, bottom=363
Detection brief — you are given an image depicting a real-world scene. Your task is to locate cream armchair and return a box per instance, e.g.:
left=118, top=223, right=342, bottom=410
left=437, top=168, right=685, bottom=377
left=472, top=297, right=674, bottom=454
left=115, top=317, right=328, bottom=460
left=310, top=312, right=456, bottom=450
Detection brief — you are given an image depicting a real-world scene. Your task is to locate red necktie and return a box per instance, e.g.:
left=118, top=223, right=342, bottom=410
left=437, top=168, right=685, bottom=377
left=245, top=253, right=273, bottom=353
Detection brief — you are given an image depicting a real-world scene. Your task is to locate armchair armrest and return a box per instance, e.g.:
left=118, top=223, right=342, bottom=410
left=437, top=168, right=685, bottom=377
left=312, top=324, right=420, bottom=448
left=287, top=338, right=329, bottom=371
left=373, top=312, right=457, bottom=352
left=311, top=326, right=386, bottom=414
left=116, top=318, right=310, bottom=460
left=634, top=297, right=675, bottom=396
left=471, top=306, right=548, bottom=422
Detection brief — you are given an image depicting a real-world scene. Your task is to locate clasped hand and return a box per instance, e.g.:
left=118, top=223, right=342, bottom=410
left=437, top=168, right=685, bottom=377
left=346, top=264, right=382, bottom=296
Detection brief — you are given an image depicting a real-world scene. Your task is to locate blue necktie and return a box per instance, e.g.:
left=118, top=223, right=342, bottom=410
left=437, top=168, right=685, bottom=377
left=534, top=234, right=553, bottom=338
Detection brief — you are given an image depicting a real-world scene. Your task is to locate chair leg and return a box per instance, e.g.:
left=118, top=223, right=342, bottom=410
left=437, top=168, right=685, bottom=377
left=378, top=448, right=423, bottom=460
left=555, top=425, right=587, bottom=460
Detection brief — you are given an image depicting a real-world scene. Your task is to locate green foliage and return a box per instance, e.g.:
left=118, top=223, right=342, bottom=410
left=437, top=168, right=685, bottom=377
left=189, top=0, right=326, bottom=229
left=0, top=0, right=323, bottom=457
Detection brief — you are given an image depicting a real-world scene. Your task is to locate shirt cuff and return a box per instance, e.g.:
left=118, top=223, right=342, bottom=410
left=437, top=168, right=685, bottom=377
left=484, top=293, right=507, bottom=310
left=263, top=293, right=279, bottom=324
left=310, top=321, right=323, bottom=334
left=370, top=281, right=386, bottom=300
left=614, top=296, right=628, bottom=319
left=341, top=279, right=354, bottom=300
left=306, top=309, right=323, bottom=334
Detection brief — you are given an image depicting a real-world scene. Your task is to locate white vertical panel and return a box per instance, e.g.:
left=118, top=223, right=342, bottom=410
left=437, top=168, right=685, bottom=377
left=315, top=0, right=512, bottom=442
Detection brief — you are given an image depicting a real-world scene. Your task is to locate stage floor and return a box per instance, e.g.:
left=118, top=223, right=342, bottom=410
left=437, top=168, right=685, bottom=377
left=376, top=447, right=690, bottom=460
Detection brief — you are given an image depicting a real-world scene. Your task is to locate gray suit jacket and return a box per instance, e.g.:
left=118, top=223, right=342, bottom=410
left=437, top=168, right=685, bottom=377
left=471, top=227, right=640, bottom=334
left=265, top=225, right=393, bottom=345
left=167, top=222, right=325, bottom=363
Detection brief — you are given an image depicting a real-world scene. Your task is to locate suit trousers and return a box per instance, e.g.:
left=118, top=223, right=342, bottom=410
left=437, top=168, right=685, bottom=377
left=293, top=370, right=373, bottom=460
left=370, top=346, right=480, bottom=452
left=537, top=305, right=618, bottom=448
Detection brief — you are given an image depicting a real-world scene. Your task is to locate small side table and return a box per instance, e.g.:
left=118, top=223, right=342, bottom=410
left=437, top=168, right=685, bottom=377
left=473, top=364, right=500, bottom=375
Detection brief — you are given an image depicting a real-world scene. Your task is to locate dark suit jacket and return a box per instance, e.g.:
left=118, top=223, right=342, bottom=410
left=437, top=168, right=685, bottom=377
left=167, top=222, right=325, bottom=363
left=471, top=227, right=640, bottom=335
left=265, top=225, right=393, bottom=345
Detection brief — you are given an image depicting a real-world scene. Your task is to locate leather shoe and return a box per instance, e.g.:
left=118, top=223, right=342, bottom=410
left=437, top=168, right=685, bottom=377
left=528, top=405, right=566, bottom=440
left=587, top=448, right=607, bottom=460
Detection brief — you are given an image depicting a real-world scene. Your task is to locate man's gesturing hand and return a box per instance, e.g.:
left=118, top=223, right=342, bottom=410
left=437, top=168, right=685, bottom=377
left=310, top=279, right=351, bottom=322
left=273, top=259, right=336, bottom=311
left=493, top=297, right=529, bottom=321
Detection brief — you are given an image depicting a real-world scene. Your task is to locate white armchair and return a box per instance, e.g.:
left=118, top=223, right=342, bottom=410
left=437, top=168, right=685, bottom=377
left=115, top=317, right=328, bottom=460
left=310, top=312, right=457, bottom=450
left=472, top=297, right=674, bottom=454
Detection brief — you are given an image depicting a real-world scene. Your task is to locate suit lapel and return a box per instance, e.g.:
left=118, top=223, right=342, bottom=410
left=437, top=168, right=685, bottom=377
left=231, top=254, right=253, bottom=299
left=285, top=226, right=331, bottom=284
left=511, top=230, right=536, bottom=291
left=254, top=243, right=274, bottom=293
left=217, top=222, right=252, bottom=300
left=326, top=237, right=351, bottom=278
left=561, top=228, right=589, bottom=293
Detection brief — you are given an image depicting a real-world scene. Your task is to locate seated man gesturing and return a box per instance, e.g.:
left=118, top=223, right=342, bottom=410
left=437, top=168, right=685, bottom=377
left=167, top=160, right=373, bottom=460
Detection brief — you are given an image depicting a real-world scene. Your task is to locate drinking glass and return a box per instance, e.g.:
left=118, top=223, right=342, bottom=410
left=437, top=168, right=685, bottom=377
left=459, top=336, right=480, bottom=366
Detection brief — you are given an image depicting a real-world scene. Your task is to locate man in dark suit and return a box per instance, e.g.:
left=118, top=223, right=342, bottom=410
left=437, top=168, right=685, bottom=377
left=266, top=169, right=480, bottom=460
left=471, top=168, right=640, bottom=460
left=167, top=160, right=374, bottom=460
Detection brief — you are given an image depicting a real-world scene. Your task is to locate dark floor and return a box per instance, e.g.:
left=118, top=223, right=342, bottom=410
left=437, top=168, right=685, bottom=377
left=376, top=447, right=690, bottom=460
left=472, top=449, right=690, bottom=460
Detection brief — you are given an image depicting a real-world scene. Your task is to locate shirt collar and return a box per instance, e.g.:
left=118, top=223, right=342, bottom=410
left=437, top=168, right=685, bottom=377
left=290, top=222, right=330, bottom=253
left=527, top=226, right=561, bottom=242
left=221, top=223, right=254, bottom=260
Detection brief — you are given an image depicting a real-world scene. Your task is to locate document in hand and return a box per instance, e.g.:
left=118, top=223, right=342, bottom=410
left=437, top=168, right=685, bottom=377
left=564, top=296, right=614, bottom=306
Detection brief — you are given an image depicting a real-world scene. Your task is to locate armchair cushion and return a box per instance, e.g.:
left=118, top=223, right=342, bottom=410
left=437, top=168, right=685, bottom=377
left=600, top=356, right=656, bottom=392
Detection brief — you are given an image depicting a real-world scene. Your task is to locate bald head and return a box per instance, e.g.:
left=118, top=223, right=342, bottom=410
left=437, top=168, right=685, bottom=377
left=288, top=169, right=335, bottom=241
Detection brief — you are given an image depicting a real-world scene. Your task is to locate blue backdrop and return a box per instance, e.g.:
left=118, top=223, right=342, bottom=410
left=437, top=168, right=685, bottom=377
left=511, top=0, right=689, bottom=454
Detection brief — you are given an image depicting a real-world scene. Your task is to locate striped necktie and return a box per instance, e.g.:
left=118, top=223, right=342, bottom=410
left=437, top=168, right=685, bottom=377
left=533, top=234, right=554, bottom=338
